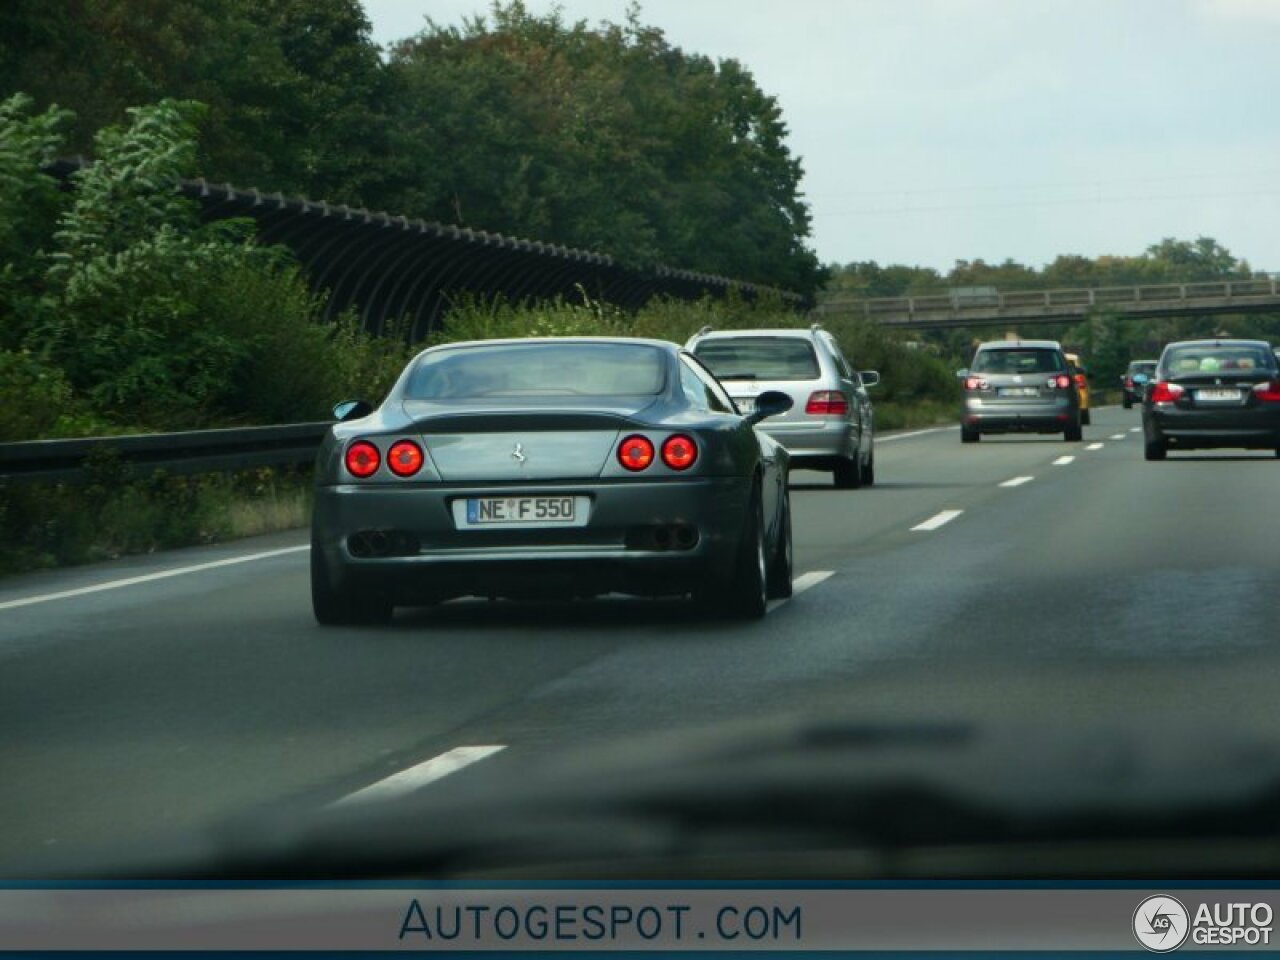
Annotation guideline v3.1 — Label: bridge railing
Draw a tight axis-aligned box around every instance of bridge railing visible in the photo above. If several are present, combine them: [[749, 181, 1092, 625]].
[[818, 277, 1280, 317]]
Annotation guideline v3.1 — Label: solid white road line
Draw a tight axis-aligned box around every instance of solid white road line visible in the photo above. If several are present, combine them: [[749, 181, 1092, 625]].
[[879, 426, 956, 443], [1109, 433, 1126, 440], [999, 476, 1034, 488], [332, 745, 507, 808], [911, 509, 963, 532], [1086, 443, 1105, 451], [0, 545, 310, 612], [1053, 456, 1075, 466]]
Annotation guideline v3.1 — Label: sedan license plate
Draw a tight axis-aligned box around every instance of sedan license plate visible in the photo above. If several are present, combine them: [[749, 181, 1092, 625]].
[[1197, 388, 1241, 402], [734, 397, 757, 414], [456, 495, 586, 529], [997, 387, 1039, 397]]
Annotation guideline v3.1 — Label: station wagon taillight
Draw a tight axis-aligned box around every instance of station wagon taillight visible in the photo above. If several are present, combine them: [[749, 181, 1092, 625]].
[[618, 435, 655, 471], [806, 390, 849, 415], [661, 434, 698, 470], [345, 440, 381, 478], [387, 440, 424, 477], [1252, 381, 1280, 402], [1150, 382, 1185, 404], [964, 377, 988, 391]]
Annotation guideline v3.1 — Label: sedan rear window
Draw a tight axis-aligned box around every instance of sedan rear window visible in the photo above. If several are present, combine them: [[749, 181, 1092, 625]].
[[406, 343, 666, 399], [1161, 344, 1277, 375], [971, 348, 1063, 374], [693, 337, 820, 381]]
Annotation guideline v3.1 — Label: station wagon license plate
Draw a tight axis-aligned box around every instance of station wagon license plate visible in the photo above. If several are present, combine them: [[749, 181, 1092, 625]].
[[1197, 388, 1241, 402], [998, 387, 1039, 397], [455, 495, 588, 529]]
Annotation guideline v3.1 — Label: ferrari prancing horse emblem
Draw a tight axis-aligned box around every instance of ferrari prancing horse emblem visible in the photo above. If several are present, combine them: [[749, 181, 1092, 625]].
[[511, 442, 526, 464]]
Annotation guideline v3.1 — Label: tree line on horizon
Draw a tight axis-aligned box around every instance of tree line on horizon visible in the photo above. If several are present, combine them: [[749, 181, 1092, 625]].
[[0, 0, 823, 294]]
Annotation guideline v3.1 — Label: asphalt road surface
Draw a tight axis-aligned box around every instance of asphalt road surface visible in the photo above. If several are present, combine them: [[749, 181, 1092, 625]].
[[3, 405, 1279, 872]]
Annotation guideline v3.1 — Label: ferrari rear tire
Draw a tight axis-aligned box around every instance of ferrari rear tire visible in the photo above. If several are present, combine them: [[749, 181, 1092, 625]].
[[1144, 436, 1168, 461], [311, 542, 393, 626], [700, 488, 768, 619], [766, 489, 793, 600]]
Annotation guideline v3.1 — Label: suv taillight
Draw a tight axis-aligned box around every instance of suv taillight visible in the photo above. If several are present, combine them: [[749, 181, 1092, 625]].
[[806, 390, 849, 415], [1046, 374, 1071, 389], [1150, 382, 1184, 404], [1252, 381, 1280, 402], [964, 377, 988, 391]]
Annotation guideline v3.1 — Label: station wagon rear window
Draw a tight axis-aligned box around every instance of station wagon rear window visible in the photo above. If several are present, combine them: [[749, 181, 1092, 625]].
[[406, 343, 666, 399], [971, 348, 1063, 375], [693, 338, 821, 381]]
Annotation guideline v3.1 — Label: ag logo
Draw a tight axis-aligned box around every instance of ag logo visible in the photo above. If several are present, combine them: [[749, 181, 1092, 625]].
[[1133, 895, 1190, 952]]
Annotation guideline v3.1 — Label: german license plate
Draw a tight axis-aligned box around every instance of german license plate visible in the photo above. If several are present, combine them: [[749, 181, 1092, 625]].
[[457, 495, 584, 528], [998, 387, 1039, 397], [734, 397, 757, 414], [1197, 389, 1241, 402]]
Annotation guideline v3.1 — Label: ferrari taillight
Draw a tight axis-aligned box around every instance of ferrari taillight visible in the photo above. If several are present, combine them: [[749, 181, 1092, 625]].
[[387, 440, 424, 477], [661, 434, 698, 470], [345, 440, 380, 478], [618, 435, 655, 471]]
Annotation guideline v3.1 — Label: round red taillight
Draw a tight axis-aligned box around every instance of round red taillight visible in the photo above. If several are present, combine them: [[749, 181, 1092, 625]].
[[387, 440, 424, 477], [661, 434, 697, 470], [1055, 374, 1071, 389], [345, 440, 381, 478], [617, 435, 655, 471]]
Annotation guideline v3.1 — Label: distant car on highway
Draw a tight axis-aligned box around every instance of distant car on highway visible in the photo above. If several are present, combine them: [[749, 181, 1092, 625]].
[[687, 325, 879, 488], [1141, 338, 1280, 460], [1064, 352, 1091, 425], [1121, 359, 1158, 409], [311, 337, 795, 624], [958, 340, 1082, 443]]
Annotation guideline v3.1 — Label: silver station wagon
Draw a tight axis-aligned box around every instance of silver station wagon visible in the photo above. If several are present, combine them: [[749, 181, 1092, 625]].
[[687, 326, 879, 488]]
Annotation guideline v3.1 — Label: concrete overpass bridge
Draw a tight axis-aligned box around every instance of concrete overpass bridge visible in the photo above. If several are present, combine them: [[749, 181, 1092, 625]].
[[815, 278, 1280, 330]]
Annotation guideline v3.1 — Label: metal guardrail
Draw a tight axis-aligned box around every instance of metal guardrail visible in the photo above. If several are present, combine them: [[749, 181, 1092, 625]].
[[0, 422, 331, 484]]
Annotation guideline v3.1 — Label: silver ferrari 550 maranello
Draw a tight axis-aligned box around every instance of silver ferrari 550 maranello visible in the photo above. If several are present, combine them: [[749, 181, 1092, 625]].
[[310, 337, 795, 625]]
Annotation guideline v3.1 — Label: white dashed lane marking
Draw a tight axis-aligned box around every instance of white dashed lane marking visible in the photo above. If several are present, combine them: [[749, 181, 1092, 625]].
[[1086, 443, 1105, 451], [999, 476, 1034, 488], [911, 510, 963, 532], [1109, 434, 1126, 440], [332, 745, 507, 807], [1053, 456, 1075, 465]]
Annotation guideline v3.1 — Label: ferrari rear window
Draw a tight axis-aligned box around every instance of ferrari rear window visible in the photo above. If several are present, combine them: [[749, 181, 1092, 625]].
[[971, 348, 1063, 374], [693, 337, 820, 381], [406, 343, 666, 398]]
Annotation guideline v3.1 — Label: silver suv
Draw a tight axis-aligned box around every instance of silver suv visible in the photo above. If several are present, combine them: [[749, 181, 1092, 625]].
[[687, 325, 879, 488]]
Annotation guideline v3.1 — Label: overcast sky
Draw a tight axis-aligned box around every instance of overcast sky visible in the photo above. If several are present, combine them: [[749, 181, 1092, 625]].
[[362, 0, 1280, 273]]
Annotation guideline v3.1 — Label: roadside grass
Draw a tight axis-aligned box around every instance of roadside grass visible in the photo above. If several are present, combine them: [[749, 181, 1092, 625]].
[[0, 463, 312, 577]]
